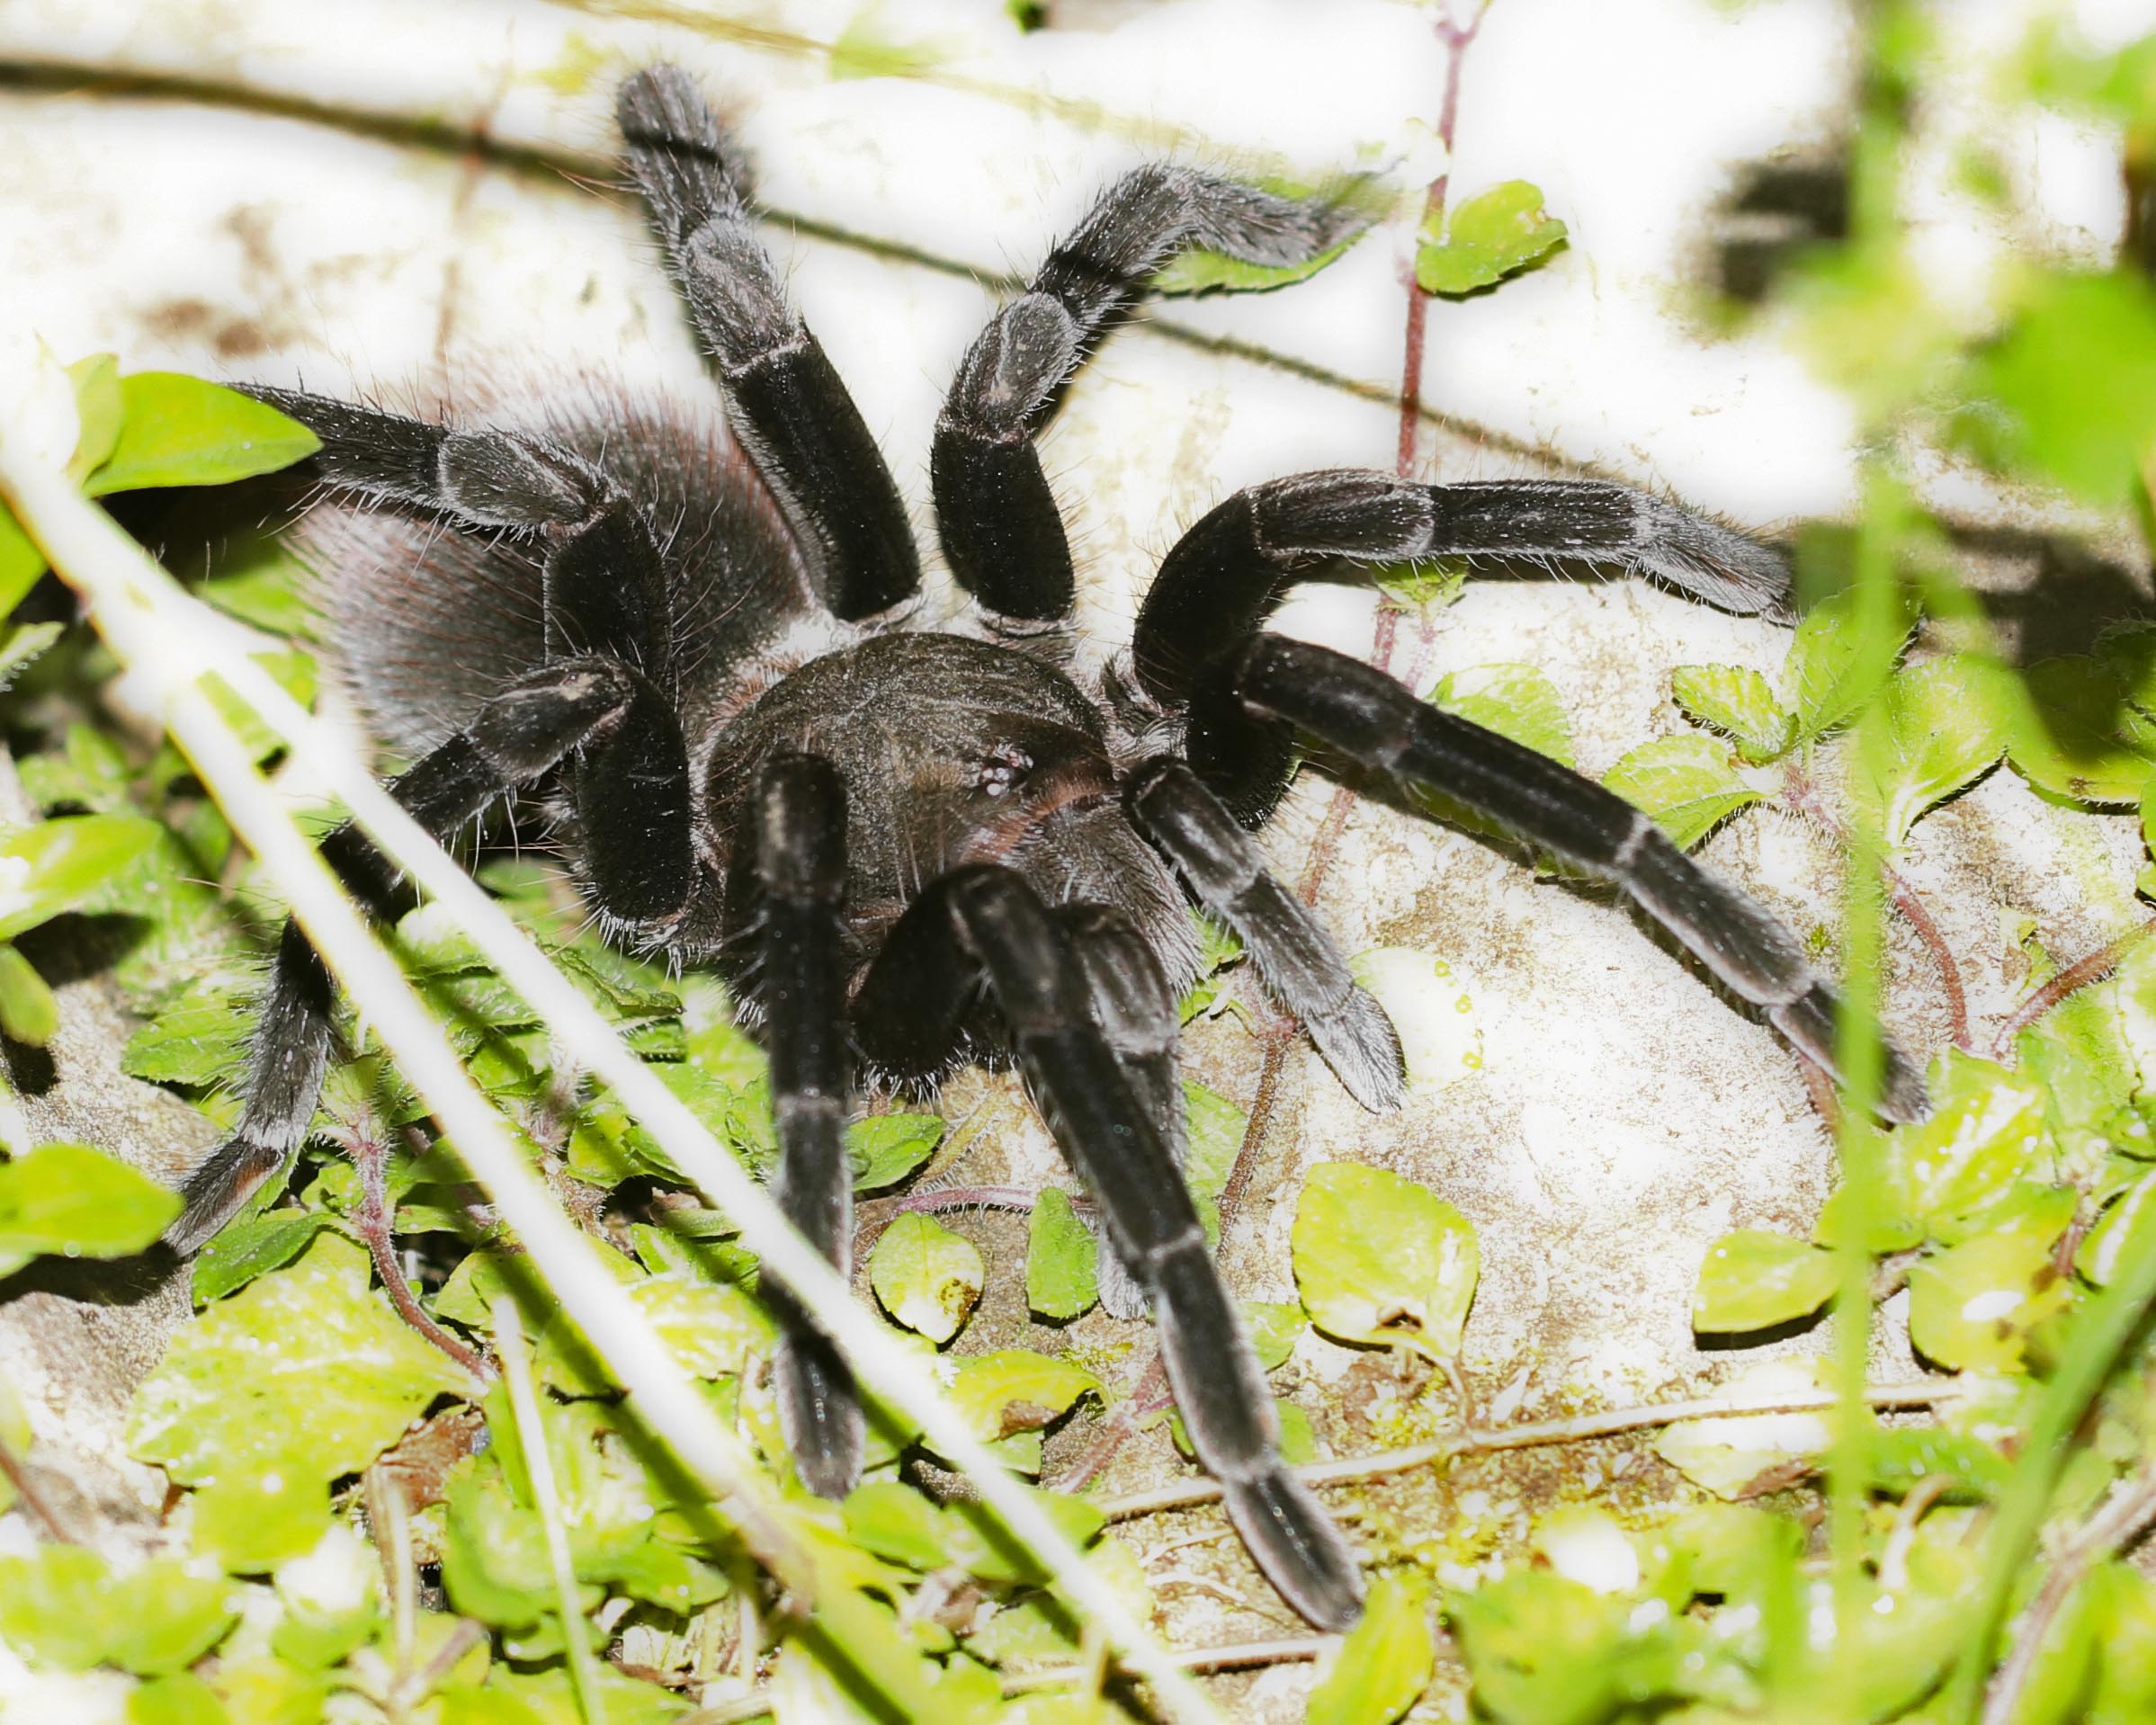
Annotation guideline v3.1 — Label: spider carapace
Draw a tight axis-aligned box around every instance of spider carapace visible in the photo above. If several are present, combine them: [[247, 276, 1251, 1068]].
[[166, 65, 1927, 1630]]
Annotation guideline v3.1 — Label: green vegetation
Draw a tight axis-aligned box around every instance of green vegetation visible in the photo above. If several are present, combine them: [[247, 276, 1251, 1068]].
[[2, 6, 2156, 1722]]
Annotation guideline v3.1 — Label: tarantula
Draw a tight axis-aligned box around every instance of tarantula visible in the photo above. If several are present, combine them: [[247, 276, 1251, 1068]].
[[165, 66, 1926, 1630]]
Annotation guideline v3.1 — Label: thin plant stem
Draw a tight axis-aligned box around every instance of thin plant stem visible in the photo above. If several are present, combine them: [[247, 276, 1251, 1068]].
[[1942, 1195, 2156, 1721], [0, 353, 1216, 1725], [353, 1125, 495, 1381], [1990, 921, 2156, 1061], [1093, 1377, 1959, 1522], [1980, 1454, 2156, 1725], [496, 1297, 608, 1725], [0, 1433, 70, 1543]]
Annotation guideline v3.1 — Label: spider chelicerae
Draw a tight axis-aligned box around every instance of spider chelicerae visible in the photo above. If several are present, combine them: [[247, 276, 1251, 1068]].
[[165, 65, 1927, 1630]]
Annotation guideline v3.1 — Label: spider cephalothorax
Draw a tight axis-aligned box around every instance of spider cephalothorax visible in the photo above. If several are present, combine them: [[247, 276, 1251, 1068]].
[[166, 65, 1926, 1631]]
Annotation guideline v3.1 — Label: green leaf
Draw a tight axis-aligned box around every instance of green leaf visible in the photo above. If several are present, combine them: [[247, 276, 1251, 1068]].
[[1153, 174, 1380, 297], [1415, 180, 1568, 296], [1691, 1229, 1838, 1333], [104, 1560, 242, 1676], [1445, 1569, 1635, 1725], [943, 1350, 1100, 1444], [0, 814, 163, 940], [1785, 583, 1917, 745], [1874, 1050, 2053, 1242], [1292, 1163, 1479, 1362], [0, 1141, 180, 1278], [1955, 270, 2156, 510], [2080, 1169, 2156, 1287], [0, 943, 58, 1046], [0, 504, 47, 619], [1653, 1359, 1831, 1498], [1243, 1299, 1306, 1372], [1183, 1078, 1244, 1248], [1025, 1186, 1098, 1320], [1603, 734, 1762, 851], [1999, 656, 2156, 806], [130, 1672, 228, 1725], [1429, 662, 1576, 767], [200, 650, 318, 767], [1671, 663, 1796, 764], [843, 1479, 953, 1571], [85, 373, 321, 496], [0, 1548, 237, 1676], [868, 1211, 983, 1344], [1308, 1572, 1434, 1725], [126, 1234, 473, 1569], [125, 983, 254, 1086], [66, 353, 123, 481], [192, 1210, 340, 1304], [1854, 656, 2004, 845], [1908, 1209, 2074, 1372], [536, 1271, 770, 1393], [846, 1113, 944, 1191]]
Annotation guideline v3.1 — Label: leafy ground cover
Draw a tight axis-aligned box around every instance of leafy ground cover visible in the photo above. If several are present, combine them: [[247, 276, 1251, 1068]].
[[1, 3, 2155, 1723]]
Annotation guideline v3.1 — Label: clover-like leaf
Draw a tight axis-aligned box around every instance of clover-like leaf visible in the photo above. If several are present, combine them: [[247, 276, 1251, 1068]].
[[1603, 734, 1763, 851], [537, 1270, 770, 1392], [1429, 662, 1576, 766], [1416, 180, 1568, 295], [869, 1211, 984, 1344], [1854, 657, 2005, 846], [1292, 1163, 1479, 1361], [191, 1210, 342, 1305], [127, 1234, 474, 1569], [84, 372, 321, 497], [1243, 1299, 1306, 1372], [1692, 1229, 1839, 1334], [1307, 1572, 1434, 1725], [1025, 1186, 1098, 1321], [0, 1141, 180, 1279], [1672, 663, 1796, 764]]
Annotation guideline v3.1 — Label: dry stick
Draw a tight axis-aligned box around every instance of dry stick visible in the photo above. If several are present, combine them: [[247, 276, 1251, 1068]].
[[1981, 1455, 2156, 1725], [1990, 921, 2156, 1063], [677, 1633, 1342, 1725], [0, 382, 1215, 1725], [1094, 1378, 1959, 1522]]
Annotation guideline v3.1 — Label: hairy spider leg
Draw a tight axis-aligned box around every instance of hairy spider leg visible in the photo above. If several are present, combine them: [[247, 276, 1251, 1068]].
[[243, 390, 697, 927], [750, 754, 866, 1497], [1051, 905, 1189, 1322], [854, 866, 1365, 1631], [619, 67, 918, 623], [1235, 632, 1931, 1123], [1132, 469, 1795, 821], [166, 658, 649, 1253], [931, 167, 1373, 629], [1123, 757, 1406, 1113]]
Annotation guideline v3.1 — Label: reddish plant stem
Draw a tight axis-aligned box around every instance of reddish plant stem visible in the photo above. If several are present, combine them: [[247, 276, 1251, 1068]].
[[0, 1435, 70, 1542], [1058, 3, 1490, 1503], [1990, 921, 2156, 1063], [1784, 775, 1971, 1051], [353, 1131, 495, 1382]]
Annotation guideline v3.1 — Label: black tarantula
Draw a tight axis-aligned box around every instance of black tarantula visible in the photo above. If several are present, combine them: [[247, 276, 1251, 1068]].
[[166, 67, 1927, 1630]]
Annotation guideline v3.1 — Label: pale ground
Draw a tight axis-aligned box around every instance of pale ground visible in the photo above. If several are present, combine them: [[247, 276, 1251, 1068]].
[[0, 0, 2152, 1717]]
